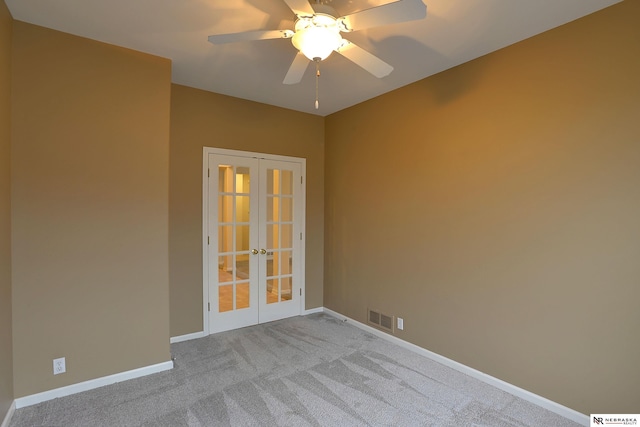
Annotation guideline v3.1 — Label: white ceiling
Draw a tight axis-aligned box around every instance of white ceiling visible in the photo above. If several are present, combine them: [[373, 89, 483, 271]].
[[6, 0, 621, 116]]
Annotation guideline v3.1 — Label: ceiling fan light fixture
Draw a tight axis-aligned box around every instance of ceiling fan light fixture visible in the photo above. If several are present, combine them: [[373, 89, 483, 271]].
[[292, 14, 342, 61], [208, 0, 427, 90]]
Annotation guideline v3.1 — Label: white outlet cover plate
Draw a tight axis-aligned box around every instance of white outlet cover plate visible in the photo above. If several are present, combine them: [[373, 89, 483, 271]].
[[53, 357, 66, 375]]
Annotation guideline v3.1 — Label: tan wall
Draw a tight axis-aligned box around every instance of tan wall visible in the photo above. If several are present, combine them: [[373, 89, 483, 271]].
[[325, 1, 640, 415], [170, 84, 324, 337], [0, 0, 13, 419], [11, 22, 171, 397]]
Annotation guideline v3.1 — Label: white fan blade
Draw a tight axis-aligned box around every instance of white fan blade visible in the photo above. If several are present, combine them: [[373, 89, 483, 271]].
[[283, 52, 310, 84], [338, 0, 427, 32], [208, 30, 294, 45], [282, 0, 315, 17], [336, 40, 393, 78]]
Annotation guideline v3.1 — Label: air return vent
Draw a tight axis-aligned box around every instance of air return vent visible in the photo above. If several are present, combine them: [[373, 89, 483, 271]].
[[368, 308, 394, 333]]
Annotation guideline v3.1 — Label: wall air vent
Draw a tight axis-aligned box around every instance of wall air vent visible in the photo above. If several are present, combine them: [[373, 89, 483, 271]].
[[369, 309, 380, 325], [367, 308, 394, 334]]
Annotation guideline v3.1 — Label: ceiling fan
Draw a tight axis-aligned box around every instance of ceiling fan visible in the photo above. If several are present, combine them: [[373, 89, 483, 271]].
[[207, 0, 428, 86]]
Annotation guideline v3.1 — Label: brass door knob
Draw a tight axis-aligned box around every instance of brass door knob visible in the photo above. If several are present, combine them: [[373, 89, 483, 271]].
[[251, 249, 258, 255], [260, 249, 267, 255]]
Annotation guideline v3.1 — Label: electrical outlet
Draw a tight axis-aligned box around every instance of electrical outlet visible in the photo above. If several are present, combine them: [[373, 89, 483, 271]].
[[397, 317, 404, 331], [53, 357, 66, 375]]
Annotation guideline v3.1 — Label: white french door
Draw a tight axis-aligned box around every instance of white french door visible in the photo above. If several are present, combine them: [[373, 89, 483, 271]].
[[204, 148, 305, 334]]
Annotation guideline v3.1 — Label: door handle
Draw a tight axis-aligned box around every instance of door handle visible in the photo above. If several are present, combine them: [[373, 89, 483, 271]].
[[251, 249, 258, 255], [260, 249, 267, 255]]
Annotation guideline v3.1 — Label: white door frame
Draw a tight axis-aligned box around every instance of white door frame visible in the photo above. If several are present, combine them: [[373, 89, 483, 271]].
[[202, 147, 306, 335]]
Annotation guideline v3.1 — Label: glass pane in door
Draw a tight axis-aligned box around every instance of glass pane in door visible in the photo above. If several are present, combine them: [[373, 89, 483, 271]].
[[236, 282, 250, 309], [266, 279, 278, 304], [281, 277, 292, 301], [281, 198, 292, 221], [280, 224, 292, 248], [218, 284, 233, 312], [280, 170, 293, 195], [280, 250, 292, 275]]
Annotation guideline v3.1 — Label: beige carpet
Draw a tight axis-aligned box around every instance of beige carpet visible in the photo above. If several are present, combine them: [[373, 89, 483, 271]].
[[9, 313, 583, 426]]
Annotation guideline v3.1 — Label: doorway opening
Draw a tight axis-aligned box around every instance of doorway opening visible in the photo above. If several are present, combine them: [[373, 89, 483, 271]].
[[203, 147, 306, 334]]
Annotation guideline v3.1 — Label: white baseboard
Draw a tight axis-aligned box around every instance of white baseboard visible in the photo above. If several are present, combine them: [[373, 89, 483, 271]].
[[303, 306, 324, 315], [14, 360, 173, 409], [170, 331, 206, 344], [322, 307, 589, 426], [169, 308, 329, 344], [0, 400, 15, 427]]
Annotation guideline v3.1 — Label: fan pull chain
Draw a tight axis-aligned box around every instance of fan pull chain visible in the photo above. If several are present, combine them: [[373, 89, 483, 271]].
[[315, 61, 320, 110]]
